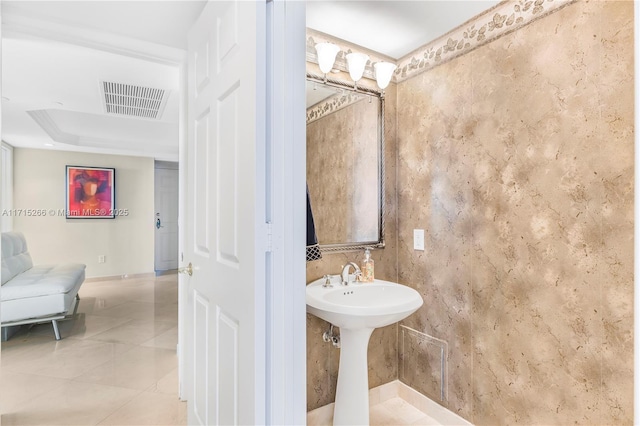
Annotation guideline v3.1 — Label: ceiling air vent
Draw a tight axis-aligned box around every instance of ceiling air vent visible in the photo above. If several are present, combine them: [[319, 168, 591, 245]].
[[100, 81, 170, 120]]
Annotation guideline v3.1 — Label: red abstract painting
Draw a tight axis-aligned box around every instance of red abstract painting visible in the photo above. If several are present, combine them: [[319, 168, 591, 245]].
[[66, 166, 115, 218]]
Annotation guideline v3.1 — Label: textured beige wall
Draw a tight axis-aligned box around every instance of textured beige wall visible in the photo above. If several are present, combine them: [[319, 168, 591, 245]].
[[13, 149, 155, 278], [306, 82, 398, 411], [396, 1, 633, 424]]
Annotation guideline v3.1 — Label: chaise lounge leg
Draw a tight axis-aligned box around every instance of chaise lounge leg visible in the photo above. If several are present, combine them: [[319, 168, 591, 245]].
[[52, 320, 61, 340], [72, 294, 80, 316]]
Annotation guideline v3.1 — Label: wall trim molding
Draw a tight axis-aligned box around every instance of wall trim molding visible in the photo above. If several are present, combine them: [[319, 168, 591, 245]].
[[84, 272, 156, 282], [3, 13, 186, 66], [27, 110, 178, 158], [394, 0, 577, 82]]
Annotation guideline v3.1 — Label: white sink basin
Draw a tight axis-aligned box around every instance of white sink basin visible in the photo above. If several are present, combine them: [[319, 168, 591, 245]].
[[306, 278, 423, 329], [306, 278, 423, 425]]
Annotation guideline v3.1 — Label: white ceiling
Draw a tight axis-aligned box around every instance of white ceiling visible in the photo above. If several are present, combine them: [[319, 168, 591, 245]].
[[2, 1, 498, 161], [2, 1, 206, 50], [2, 36, 181, 158], [1, 1, 205, 161]]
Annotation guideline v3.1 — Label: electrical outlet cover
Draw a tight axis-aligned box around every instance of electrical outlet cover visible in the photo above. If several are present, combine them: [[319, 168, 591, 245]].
[[413, 229, 425, 251]]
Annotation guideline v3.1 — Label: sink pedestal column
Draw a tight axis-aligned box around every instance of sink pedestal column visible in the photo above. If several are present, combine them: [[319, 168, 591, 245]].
[[333, 327, 375, 426]]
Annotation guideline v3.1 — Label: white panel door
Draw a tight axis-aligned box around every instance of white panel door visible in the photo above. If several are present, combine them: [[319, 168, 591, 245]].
[[185, 1, 265, 425], [154, 167, 179, 271]]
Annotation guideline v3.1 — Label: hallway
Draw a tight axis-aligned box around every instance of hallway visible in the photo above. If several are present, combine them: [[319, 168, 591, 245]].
[[0, 274, 185, 425]]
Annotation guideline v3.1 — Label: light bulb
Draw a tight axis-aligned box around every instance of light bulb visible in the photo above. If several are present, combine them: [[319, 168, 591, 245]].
[[315, 43, 340, 74], [374, 61, 397, 89], [346, 52, 369, 82]]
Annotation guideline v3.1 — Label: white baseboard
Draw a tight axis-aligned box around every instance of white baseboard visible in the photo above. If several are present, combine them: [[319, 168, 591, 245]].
[[84, 272, 156, 282], [396, 381, 472, 426], [306, 402, 335, 426], [307, 380, 472, 426]]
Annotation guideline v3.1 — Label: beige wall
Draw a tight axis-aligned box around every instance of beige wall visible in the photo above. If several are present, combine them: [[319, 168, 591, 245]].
[[396, 1, 633, 424], [13, 149, 155, 278], [306, 1, 633, 423]]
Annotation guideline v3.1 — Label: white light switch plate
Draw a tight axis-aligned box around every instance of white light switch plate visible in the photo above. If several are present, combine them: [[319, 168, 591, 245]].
[[413, 229, 425, 251]]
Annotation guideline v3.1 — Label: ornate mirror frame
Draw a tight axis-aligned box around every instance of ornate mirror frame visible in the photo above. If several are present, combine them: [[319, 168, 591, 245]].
[[306, 71, 386, 253]]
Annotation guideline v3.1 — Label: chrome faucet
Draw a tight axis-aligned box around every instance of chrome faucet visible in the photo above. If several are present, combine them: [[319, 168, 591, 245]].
[[341, 262, 362, 285]]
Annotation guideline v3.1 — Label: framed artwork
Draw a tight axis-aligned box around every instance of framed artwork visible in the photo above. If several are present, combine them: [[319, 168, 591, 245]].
[[65, 166, 115, 219]]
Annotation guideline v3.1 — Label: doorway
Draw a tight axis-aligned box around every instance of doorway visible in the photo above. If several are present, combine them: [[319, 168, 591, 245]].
[[0, 1, 307, 423], [154, 160, 179, 273]]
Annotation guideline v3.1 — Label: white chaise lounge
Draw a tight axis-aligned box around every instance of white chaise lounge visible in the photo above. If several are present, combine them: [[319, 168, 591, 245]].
[[1, 232, 86, 340]]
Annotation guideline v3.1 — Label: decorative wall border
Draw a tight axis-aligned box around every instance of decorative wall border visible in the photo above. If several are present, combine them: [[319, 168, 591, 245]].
[[394, 0, 577, 82], [306, 91, 365, 124]]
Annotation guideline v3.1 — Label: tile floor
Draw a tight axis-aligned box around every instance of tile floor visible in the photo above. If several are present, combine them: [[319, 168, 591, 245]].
[[2, 274, 459, 426], [0, 274, 186, 426]]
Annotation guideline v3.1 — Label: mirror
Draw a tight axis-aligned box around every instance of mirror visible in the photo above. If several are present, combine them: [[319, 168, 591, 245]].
[[306, 72, 385, 252]]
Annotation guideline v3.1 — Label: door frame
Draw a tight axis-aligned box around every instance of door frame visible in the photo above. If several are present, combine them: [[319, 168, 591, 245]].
[[179, 1, 307, 422], [1, 2, 307, 422], [263, 1, 307, 423]]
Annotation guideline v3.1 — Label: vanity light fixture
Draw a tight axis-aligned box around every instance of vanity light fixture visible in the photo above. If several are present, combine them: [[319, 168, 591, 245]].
[[374, 61, 397, 90], [315, 42, 340, 74], [314, 41, 397, 89], [345, 52, 369, 82]]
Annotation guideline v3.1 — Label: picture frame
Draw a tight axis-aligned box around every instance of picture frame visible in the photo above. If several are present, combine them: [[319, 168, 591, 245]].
[[65, 166, 116, 219]]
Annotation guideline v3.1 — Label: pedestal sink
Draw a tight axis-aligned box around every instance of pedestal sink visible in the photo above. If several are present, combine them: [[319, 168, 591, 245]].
[[306, 278, 423, 425]]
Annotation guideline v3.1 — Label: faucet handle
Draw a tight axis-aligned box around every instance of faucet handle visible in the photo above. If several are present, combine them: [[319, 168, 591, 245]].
[[323, 275, 335, 288]]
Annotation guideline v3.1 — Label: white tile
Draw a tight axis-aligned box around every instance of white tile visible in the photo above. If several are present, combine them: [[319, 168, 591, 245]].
[[147, 368, 179, 395], [28, 314, 133, 340], [1, 332, 56, 353], [0, 371, 69, 413], [92, 301, 168, 321], [370, 403, 400, 425], [0, 275, 183, 425], [74, 346, 178, 390], [88, 319, 176, 345], [0, 381, 140, 426], [76, 295, 131, 315], [3, 338, 134, 379], [97, 391, 186, 425], [141, 326, 178, 350]]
